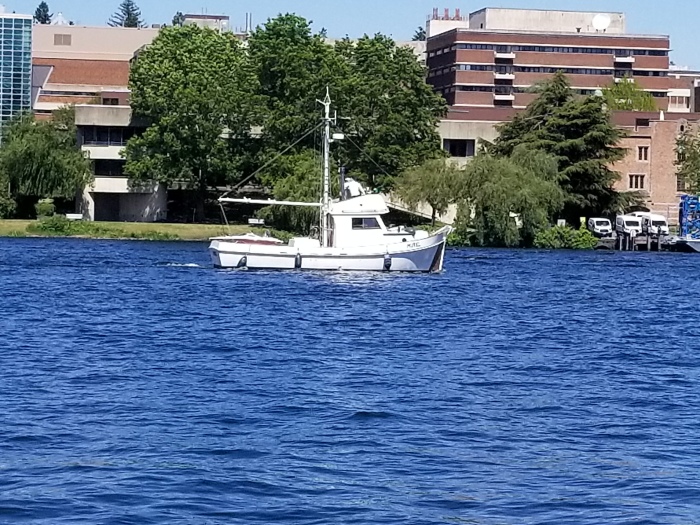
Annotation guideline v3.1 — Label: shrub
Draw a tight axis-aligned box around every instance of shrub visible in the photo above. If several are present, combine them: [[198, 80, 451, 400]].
[[447, 228, 471, 247], [35, 199, 56, 218], [534, 225, 598, 250], [0, 194, 16, 219]]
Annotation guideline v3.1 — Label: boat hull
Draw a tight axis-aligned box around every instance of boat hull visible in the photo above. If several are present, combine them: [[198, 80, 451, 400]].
[[209, 227, 450, 273]]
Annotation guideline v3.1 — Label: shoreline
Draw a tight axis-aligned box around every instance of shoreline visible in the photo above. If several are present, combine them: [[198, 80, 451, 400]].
[[0, 219, 265, 242]]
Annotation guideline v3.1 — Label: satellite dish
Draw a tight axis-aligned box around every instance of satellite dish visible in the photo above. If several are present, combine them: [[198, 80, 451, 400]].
[[592, 13, 611, 32]]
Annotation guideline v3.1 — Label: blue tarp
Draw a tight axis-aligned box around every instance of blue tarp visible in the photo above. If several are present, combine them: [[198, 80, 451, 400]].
[[680, 195, 700, 239]]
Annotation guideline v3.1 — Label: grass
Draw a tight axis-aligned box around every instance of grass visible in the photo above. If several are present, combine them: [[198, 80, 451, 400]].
[[0, 218, 264, 241]]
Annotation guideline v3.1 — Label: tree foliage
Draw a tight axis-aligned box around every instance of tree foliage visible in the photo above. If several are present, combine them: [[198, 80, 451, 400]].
[[0, 107, 91, 203], [534, 225, 598, 250], [459, 147, 564, 247], [394, 159, 460, 225], [602, 76, 656, 111], [108, 0, 144, 28], [34, 1, 52, 24], [248, 15, 445, 190], [491, 72, 627, 222], [247, 14, 343, 157], [256, 151, 323, 234], [333, 35, 446, 189], [675, 125, 700, 194], [125, 25, 261, 221], [412, 26, 426, 41]]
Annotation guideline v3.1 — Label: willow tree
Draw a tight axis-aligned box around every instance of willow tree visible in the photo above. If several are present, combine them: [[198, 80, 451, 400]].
[[0, 107, 91, 204], [602, 76, 656, 111], [394, 159, 460, 226], [125, 25, 262, 221], [675, 125, 700, 193], [460, 147, 564, 247]]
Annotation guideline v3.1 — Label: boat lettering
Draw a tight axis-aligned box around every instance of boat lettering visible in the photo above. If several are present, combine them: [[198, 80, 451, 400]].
[[407, 242, 420, 248]]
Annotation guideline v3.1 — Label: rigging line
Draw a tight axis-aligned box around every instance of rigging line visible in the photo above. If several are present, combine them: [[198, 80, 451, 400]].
[[344, 134, 393, 182], [222, 122, 325, 199]]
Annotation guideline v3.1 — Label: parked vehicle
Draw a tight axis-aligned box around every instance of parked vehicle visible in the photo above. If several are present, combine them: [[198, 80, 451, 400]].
[[631, 212, 670, 236], [587, 218, 613, 238], [615, 215, 642, 237]]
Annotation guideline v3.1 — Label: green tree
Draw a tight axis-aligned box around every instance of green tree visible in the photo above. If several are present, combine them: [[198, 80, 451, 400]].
[[459, 147, 564, 247], [394, 159, 460, 225], [256, 151, 324, 234], [412, 26, 426, 41], [172, 11, 185, 27], [602, 75, 656, 111], [0, 107, 91, 204], [0, 170, 15, 218], [491, 72, 627, 222], [248, 16, 445, 190], [333, 35, 446, 189], [108, 0, 145, 28], [34, 1, 52, 24], [675, 125, 700, 193], [125, 25, 261, 221], [247, 14, 343, 157]]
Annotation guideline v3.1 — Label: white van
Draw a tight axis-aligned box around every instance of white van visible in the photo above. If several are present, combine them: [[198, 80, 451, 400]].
[[631, 212, 670, 236], [616, 215, 642, 237], [587, 218, 613, 238]]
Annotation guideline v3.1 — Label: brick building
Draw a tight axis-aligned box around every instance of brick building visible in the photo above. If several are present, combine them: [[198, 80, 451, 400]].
[[611, 112, 700, 224], [31, 24, 160, 117], [426, 8, 671, 111]]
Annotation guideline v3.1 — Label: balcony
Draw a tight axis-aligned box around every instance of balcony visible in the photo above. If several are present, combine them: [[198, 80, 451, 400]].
[[494, 51, 516, 60], [82, 144, 124, 161], [614, 55, 636, 64], [494, 93, 515, 101], [494, 72, 515, 80]]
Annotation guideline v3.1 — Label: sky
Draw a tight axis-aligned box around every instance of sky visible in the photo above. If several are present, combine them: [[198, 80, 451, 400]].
[[11, 0, 699, 67]]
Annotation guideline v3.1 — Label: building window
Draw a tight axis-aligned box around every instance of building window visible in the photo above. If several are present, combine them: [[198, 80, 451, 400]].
[[443, 139, 475, 158], [629, 174, 646, 190], [638, 146, 649, 161], [352, 218, 381, 230], [102, 98, 119, 105], [53, 34, 72, 46], [93, 159, 125, 177], [635, 118, 650, 130], [669, 96, 689, 110], [677, 177, 687, 192]]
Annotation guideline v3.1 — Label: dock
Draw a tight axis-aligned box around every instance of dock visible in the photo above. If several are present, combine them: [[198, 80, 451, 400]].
[[596, 235, 670, 251]]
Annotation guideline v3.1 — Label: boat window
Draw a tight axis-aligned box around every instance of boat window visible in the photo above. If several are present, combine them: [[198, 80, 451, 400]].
[[352, 218, 381, 230]]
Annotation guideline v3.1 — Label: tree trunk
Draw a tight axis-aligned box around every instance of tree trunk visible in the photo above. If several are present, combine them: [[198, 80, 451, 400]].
[[195, 170, 207, 223], [431, 207, 436, 227]]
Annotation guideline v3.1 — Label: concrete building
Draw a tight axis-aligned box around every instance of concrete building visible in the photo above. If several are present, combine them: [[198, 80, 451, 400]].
[[0, 8, 32, 124], [75, 104, 167, 222], [183, 13, 231, 33], [427, 8, 671, 111], [31, 24, 159, 115]]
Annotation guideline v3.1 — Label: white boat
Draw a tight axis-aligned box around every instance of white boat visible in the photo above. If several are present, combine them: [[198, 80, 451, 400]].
[[209, 91, 451, 273]]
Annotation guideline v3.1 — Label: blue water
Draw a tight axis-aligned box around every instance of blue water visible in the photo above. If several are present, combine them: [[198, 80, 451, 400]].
[[1, 238, 699, 524]]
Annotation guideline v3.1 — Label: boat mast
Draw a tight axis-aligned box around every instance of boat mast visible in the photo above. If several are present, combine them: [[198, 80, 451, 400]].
[[319, 88, 332, 248]]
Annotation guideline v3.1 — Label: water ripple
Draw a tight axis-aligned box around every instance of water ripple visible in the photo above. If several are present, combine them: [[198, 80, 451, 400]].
[[1, 240, 699, 524]]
